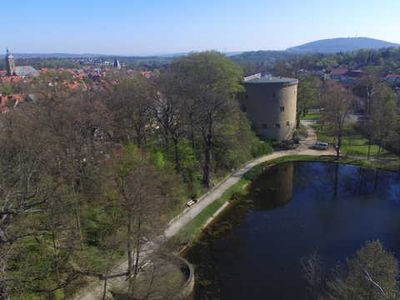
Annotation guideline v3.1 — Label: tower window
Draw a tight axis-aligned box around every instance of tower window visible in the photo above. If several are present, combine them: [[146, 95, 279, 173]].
[[280, 106, 285, 112], [286, 121, 290, 126], [275, 123, 281, 128]]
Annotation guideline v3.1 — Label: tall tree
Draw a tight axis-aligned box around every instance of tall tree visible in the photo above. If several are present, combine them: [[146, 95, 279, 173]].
[[297, 75, 321, 127], [321, 81, 354, 159], [155, 73, 187, 172], [111, 145, 174, 294], [106, 75, 157, 147], [168, 51, 243, 188], [368, 84, 398, 159]]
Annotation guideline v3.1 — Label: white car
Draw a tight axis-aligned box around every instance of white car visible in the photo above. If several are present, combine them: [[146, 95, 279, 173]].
[[311, 141, 329, 150]]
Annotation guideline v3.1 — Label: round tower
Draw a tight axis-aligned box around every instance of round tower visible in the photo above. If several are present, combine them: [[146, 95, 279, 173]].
[[241, 74, 298, 141]]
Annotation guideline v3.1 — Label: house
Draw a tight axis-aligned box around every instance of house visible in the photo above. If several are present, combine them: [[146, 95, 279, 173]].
[[330, 68, 363, 84], [384, 74, 400, 87]]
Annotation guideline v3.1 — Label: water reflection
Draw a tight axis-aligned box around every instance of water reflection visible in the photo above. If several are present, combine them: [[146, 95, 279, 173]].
[[250, 162, 294, 210], [186, 162, 400, 300]]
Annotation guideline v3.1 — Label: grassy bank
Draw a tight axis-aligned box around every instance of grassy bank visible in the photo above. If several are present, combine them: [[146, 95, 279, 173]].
[[171, 177, 250, 248]]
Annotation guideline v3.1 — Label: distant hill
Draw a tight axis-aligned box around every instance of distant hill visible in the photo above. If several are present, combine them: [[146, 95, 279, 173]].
[[286, 37, 399, 53], [231, 50, 296, 62]]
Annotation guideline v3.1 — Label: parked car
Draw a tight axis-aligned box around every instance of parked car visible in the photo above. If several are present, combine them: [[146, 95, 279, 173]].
[[310, 141, 329, 150]]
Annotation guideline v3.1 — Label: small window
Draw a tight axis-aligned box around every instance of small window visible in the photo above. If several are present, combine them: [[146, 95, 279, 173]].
[[275, 123, 280, 128], [262, 123, 267, 129], [286, 121, 290, 126], [245, 94, 249, 99], [242, 105, 247, 112], [280, 106, 285, 112]]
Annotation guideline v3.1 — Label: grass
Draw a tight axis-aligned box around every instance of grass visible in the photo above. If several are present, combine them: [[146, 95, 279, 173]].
[[338, 156, 400, 172], [301, 112, 321, 120], [311, 124, 398, 158], [171, 178, 250, 247]]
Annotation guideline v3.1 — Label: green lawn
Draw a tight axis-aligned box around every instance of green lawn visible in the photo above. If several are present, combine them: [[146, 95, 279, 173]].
[[301, 112, 321, 120], [311, 124, 398, 159]]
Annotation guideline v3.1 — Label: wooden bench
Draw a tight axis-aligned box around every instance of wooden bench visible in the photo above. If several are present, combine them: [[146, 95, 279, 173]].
[[186, 199, 197, 207]]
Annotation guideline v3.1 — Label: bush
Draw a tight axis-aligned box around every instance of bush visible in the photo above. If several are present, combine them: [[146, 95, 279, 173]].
[[272, 140, 298, 150], [251, 140, 273, 157]]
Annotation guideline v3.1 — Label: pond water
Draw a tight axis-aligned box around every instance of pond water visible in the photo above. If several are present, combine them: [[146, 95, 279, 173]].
[[186, 162, 400, 300]]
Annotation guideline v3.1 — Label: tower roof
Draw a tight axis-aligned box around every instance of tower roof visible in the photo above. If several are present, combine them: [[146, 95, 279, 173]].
[[6, 49, 14, 59]]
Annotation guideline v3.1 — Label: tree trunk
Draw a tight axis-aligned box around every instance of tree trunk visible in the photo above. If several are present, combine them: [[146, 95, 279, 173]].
[[173, 138, 180, 172], [72, 184, 83, 249], [102, 278, 108, 300], [202, 132, 212, 189], [0, 285, 10, 300], [74, 205, 83, 249], [127, 215, 133, 277], [133, 219, 141, 277], [376, 144, 382, 160]]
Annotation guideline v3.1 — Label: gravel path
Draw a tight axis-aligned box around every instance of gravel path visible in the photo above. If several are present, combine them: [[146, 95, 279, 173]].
[[73, 121, 334, 300]]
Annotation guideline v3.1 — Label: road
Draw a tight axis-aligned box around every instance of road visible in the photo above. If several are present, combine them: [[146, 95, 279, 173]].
[[73, 122, 334, 300]]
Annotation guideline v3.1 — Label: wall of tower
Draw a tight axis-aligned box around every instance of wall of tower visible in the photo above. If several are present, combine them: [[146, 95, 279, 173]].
[[241, 81, 298, 141], [5, 54, 16, 76]]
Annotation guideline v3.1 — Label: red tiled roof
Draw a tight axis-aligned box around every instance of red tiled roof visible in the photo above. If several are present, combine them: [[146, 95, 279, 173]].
[[0, 94, 25, 113], [385, 74, 400, 79], [331, 68, 349, 76]]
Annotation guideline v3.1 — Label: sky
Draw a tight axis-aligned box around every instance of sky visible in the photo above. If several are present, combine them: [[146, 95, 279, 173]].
[[1, 0, 400, 55]]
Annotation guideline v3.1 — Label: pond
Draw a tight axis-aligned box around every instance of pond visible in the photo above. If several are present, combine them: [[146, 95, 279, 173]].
[[186, 162, 400, 300]]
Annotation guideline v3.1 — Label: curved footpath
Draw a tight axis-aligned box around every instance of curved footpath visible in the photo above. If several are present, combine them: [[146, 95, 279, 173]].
[[74, 122, 334, 300]]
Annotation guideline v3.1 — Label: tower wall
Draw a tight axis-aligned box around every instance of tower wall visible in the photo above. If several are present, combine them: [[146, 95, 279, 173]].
[[241, 79, 298, 141], [5, 50, 16, 76]]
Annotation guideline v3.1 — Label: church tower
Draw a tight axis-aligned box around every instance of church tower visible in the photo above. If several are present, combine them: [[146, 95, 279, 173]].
[[5, 49, 16, 76], [113, 58, 121, 70]]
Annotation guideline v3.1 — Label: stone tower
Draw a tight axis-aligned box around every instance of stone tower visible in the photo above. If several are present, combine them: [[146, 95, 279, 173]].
[[113, 58, 121, 69], [241, 73, 298, 141], [5, 49, 16, 76]]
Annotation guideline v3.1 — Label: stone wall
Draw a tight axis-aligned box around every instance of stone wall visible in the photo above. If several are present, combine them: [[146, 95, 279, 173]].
[[242, 80, 298, 141]]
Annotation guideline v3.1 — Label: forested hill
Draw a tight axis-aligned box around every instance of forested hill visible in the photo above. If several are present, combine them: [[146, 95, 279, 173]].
[[286, 37, 399, 53]]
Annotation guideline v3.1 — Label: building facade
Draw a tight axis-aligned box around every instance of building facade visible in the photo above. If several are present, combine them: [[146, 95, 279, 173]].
[[241, 73, 298, 141]]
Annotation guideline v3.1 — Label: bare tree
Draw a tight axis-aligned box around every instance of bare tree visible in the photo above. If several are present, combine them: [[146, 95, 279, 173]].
[[111, 146, 169, 293], [154, 73, 187, 172], [321, 81, 354, 159], [106, 75, 157, 147]]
